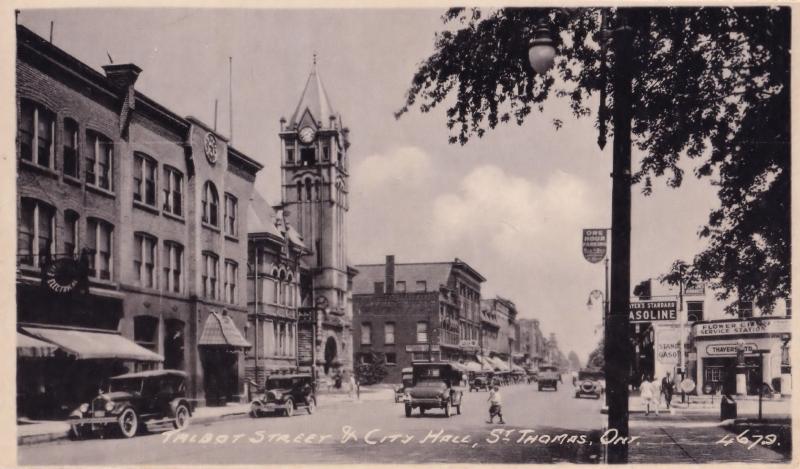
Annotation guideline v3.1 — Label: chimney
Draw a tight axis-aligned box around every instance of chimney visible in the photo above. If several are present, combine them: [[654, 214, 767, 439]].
[[385, 255, 395, 294], [102, 63, 142, 90]]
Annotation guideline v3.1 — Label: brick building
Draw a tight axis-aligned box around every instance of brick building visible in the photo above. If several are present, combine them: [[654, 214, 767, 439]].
[[352, 255, 485, 383], [15, 24, 260, 417], [518, 318, 546, 370], [480, 296, 520, 372]]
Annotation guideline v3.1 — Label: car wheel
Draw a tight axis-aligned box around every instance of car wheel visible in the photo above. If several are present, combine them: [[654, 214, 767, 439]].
[[405, 404, 412, 417], [284, 399, 294, 417], [118, 408, 138, 438], [173, 404, 190, 430], [307, 397, 316, 415]]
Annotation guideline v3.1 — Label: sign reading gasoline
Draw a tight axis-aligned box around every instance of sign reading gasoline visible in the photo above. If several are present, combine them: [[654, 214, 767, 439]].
[[629, 301, 678, 323], [582, 229, 607, 263], [656, 329, 680, 364]]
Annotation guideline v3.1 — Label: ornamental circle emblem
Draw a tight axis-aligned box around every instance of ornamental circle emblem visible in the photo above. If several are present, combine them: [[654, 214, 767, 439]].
[[204, 132, 218, 164], [45, 258, 80, 294]]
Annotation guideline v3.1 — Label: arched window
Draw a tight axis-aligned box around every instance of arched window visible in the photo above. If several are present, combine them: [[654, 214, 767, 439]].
[[63, 118, 80, 178], [86, 130, 114, 191], [202, 182, 219, 226], [18, 99, 55, 169], [18, 198, 55, 267]]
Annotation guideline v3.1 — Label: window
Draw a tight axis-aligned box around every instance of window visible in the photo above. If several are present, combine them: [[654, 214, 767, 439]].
[[86, 131, 113, 190], [786, 298, 792, 317], [162, 241, 183, 293], [18, 198, 55, 267], [704, 366, 723, 384], [300, 147, 315, 166], [18, 100, 54, 168], [202, 182, 219, 226], [224, 193, 238, 237], [63, 119, 79, 177], [162, 167, 183, 216], [133, 233, 157, 288], [737, 299, 753, 318], [686, 301, 704, 322], [361, 323, 372, 345], [296, 181, 303, 202], [385, 353, 397, 365], [374, 282, 384, 294], [202, 252, 219, 299], [396, 281, 406, 293], [133, 153, 157, 206], [224, 260, 238, 304], [322, 144, 330, 161], [416, 281, 427, 292], [64, 211, 79, 256], [262, 320, 274, 356], [134, 316, 159, 352], [286, 147, 294, 163], [87, 218, 113, 280], [384, 323, 395, 345], [416, 322, 428, 343]]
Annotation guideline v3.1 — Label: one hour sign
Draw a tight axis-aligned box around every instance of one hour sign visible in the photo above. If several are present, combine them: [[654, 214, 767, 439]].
[[582, 229, 607, 263], [629, 301, 678, 323]]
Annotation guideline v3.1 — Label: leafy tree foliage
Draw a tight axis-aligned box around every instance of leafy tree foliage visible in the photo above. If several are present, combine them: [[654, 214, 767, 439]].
[[587, 338, 605, 369], [397, 7, 790, 312], [354, 352, 388, 385], [567, 350, 582, 371]]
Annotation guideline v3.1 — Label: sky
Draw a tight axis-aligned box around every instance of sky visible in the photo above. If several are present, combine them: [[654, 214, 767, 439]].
[[19, 8, 720, 363]]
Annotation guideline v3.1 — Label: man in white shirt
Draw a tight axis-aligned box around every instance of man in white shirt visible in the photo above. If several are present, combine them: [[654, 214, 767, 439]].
[[487, 386, 505, 424]]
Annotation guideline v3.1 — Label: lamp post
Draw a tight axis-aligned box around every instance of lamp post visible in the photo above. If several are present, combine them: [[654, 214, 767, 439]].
[[529, 10, 634, 463]]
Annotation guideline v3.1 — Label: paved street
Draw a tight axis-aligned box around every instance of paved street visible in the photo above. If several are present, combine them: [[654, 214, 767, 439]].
[[20, 382, 606, 464]]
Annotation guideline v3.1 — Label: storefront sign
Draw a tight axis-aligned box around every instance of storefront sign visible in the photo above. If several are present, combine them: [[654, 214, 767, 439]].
[[582, 229, 607, 263], [656, 330, 680, 364], [706, 343, 758, 356], [695, 319, 791, 337], [684, 283, 706, 296], [406, 344, 440, 352], [43, 258, 82, 294], [629, 301, 678, 323], [459, 339, 479, 350]]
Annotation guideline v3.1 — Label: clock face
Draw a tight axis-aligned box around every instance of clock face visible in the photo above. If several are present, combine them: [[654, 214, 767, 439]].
[[299, 126, 316, 144], [204, 133, 218, 164]]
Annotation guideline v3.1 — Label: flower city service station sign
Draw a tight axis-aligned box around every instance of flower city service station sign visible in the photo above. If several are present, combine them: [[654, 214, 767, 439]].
[[628, 300, 678, 323], [693, 317, 791, 338]]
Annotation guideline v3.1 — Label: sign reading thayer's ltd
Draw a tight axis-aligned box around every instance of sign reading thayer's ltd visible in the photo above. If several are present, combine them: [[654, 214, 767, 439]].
[[628, 300, 678, 323]]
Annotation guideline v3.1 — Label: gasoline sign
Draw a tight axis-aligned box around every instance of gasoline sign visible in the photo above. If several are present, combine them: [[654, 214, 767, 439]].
[[582, 229, 607, 263], [629, 301, 678, 323]]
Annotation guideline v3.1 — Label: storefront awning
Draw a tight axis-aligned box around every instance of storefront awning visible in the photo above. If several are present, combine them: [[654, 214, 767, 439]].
[[449, 362, 469, 373], [17, 332, 57, 358], [22, 327, 163, 362], [489, 357, 510, 372], [198, 312, 251, 349], [511, 364, 526, 374], [464, 361, 483, 372]]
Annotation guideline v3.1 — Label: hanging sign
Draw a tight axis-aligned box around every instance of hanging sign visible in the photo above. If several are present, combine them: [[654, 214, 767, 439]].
[[582, 229, 607, 263]]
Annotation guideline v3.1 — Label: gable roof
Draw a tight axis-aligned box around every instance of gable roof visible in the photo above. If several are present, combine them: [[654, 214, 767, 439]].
[[247, 190, 306, 249]]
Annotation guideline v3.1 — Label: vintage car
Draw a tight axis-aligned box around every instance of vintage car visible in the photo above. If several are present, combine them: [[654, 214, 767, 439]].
[[250, 373, 316, 417], [469, 371, 491, 392], [395, 368, 414, 403], [537, 365, 560, 391], [574, 369, 605, 399], [68, 370, 192, 439], [403, 362, 463, 417]]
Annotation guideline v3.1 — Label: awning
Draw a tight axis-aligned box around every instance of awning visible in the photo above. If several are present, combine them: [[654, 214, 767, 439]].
[[198, 312, 251, 349], [511, 364, 526, 374], [478, 355, 493, 370], [449, 362, 468, 373], [22, 327, 163, 362], [489, 357, 510, 372], [17, 332, 57, 358], [464, 361, 483, 372]]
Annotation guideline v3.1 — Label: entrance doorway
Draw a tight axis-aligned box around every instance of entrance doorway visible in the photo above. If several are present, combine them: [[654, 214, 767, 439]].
[[200, 348, 239, 406], [323, 336, 337, 375]]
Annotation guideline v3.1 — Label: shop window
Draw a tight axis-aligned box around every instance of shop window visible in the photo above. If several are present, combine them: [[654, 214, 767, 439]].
[[361, 323, 372, 345], [164, 319, 185, 370], [133, 233, 157, 288], [18, 198, 55, 267], [87, 218, 113, 280], [162, 166, 183, 216], [202, 182, 219, 226], [384, 322, 395, 345], [687, 301, 704, 322], [86, 131, 113, 191], [134, 316, 159, 352], [63, 118, 79, 178], [416, 322, 428, 343]]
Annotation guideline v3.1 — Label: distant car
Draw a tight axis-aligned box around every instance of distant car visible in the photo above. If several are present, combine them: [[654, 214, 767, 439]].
[[250, 373, 316, 417], [403, 362, 463, 417], [69, 370, 192, 439], [574, 369, 605, 399], [469, 372, 491, 392], [537, 365, 560, 391]]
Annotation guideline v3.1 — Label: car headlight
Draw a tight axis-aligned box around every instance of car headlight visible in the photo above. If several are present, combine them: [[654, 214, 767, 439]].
[[105, 401, 115, 412], [79, 403, 89, 413]]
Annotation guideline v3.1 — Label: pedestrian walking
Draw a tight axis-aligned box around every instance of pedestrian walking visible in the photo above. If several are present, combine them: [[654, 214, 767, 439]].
[[348, 374, 357, 399], [661, 372, 675, 410], [486, 386, 505, 424], [640, 375, 659, 416], [652, 375, 662, 415]]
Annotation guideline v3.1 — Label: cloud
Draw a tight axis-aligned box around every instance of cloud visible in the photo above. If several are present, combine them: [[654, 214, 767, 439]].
[[351, 146, 433, 190]]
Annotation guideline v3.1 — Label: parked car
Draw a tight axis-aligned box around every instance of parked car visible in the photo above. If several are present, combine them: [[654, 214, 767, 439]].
[[537, 365, 560, 391], [469, 372, 491, 392], [395, 368, 414, 403], [574, 369, 605, 399], [68, 370, 192, 439], [403, 362, 463, 417], [250, 373, 315, 417]]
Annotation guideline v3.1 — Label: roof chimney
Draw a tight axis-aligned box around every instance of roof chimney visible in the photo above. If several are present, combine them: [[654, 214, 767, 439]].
[[102, 63, 142, 90], [385, 255, 395, 294]]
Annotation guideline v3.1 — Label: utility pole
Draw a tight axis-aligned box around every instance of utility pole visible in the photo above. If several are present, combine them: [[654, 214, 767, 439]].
[[604, 11, 634, 464]]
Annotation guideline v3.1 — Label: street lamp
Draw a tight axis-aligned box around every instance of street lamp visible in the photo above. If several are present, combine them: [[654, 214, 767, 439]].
[[529, 10, 634, 463]]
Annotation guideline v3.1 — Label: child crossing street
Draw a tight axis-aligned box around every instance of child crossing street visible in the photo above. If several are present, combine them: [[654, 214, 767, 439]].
[[487, 386, 505, 424]]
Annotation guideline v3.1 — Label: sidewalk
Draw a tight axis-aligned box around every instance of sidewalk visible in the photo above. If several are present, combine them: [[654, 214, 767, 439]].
[[627, 392, 791, 418]]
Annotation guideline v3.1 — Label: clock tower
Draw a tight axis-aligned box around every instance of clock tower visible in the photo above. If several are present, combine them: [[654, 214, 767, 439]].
[[279, 59, 354, 378]]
